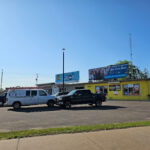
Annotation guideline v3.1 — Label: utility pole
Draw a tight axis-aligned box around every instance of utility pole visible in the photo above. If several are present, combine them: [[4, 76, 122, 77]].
[[62, 48, 65, 94], [0, 69, 3, 91], [35, 73, 38, 85]]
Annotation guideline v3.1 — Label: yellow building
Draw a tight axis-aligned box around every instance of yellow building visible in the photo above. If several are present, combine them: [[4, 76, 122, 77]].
[[85, 79, 150, 100]]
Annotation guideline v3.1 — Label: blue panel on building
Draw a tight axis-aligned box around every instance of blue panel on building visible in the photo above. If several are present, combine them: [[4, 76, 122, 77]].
[[104, 64, 128, 79]]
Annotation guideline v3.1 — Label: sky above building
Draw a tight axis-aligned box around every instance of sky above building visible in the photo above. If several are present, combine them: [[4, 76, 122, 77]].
[[0, 0, 150, 88]]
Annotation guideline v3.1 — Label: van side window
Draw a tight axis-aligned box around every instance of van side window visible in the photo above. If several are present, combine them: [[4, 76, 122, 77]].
[[31, 91, 37, 96], [26, 91, 30, 96], [39, 90, 47, 96]]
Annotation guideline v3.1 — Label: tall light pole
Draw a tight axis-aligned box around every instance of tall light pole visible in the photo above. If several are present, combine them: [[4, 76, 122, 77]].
[[62, 48, 65, 94]]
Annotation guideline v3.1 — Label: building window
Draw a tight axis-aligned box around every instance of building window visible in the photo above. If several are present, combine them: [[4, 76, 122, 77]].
[[109, 85, 121, 91], [95, 86, 108, 94], [123, 84, 140, 96]]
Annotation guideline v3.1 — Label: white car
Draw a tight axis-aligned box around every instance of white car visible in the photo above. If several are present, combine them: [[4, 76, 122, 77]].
[[5, 89, 55, 109]]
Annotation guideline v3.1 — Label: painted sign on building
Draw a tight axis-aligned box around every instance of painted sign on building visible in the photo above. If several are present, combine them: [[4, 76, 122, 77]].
[[56, 71, 79, 84], [52, 85, 59, 95], [89, 66, 110, 80]]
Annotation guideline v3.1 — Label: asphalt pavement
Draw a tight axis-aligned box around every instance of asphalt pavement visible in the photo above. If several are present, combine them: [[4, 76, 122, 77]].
[[0, 100, 150, 131]]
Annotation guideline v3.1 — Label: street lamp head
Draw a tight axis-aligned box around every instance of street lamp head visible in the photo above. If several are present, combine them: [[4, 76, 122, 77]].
[[62, 48, 65, 51]]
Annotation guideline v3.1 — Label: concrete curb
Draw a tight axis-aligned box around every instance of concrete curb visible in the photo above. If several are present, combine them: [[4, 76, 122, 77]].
[[0, 126, 150, 150]]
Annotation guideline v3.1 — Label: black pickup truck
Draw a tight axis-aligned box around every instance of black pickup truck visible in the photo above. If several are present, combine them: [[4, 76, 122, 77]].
[[56, 89, 106, 108]]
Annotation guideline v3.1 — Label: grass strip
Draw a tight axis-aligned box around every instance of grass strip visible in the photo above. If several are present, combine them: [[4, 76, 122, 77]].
[[0, 120, 150, 140]]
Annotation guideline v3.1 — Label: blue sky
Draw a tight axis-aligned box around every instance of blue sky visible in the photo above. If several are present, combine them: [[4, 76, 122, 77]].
[[0, 0, 150, 88]]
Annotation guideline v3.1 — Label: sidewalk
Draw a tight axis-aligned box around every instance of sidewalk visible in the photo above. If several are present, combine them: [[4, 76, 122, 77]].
[[0, 126, 150, 150]]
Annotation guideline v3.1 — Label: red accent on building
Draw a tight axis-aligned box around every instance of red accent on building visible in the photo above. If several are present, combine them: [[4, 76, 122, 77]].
[[5, 87, 42, 91]]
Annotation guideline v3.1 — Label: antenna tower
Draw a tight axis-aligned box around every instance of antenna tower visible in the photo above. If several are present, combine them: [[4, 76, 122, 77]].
[[129, 33, 133, 63]]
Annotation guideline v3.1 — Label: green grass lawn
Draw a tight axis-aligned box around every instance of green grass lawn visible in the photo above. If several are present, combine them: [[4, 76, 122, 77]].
[[0, 120, 150, 140]]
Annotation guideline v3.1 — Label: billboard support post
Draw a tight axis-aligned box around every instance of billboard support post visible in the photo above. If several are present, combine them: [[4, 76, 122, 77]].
[[62, 48, 65, 94]]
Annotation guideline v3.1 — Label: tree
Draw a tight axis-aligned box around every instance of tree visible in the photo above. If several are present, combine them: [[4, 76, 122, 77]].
[[143, 68, 149, 79], [114, 60, 149, 80], [115, 60, 131, 65]]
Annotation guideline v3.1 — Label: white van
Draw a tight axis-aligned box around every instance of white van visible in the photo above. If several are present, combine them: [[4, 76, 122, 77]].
[[5, 89, 55, 109]]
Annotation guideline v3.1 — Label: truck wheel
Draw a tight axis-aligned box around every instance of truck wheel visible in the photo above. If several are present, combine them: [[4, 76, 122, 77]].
[[0, 103, 3, 107], [95, 100, 102, 107], [13, 102, 21, 109], [47, 100, 54, 108], [89, 104, 93, 107], [65, 101, 71, 109]]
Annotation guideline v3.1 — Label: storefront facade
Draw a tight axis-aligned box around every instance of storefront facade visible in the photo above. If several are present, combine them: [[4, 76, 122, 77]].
[[85, 79, 150, 100], [37, 82, 85, 95]]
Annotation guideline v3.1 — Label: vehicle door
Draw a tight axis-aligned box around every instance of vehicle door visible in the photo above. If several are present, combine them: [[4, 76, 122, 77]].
[[31, 90, 39, 105], [21, 90, 32, 105], [72, 91, 84, 104], [38, 90, 48, 104], [82, 90, 93, 104]]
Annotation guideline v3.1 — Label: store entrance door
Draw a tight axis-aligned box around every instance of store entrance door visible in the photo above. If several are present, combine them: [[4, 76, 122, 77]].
[[95, 86, 108, 95]]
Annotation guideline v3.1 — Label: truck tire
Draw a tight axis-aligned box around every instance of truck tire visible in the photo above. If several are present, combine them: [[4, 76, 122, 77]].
[[88, 103, 93, 106], [0, 103, 4, 107], [95, 100, 102, 107], [65, 101, 71, 109], [13, 102, 21, 109], [47, 100, 54, 108]]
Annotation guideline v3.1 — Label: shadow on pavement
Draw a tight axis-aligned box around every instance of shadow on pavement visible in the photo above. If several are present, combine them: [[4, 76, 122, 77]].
[[69, 105, 126, 111], [8, 105, 126, 112], [8, 106, 60, 113]]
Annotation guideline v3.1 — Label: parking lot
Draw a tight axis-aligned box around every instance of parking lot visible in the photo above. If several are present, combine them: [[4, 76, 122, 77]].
[[0, 100, 150, 132]]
